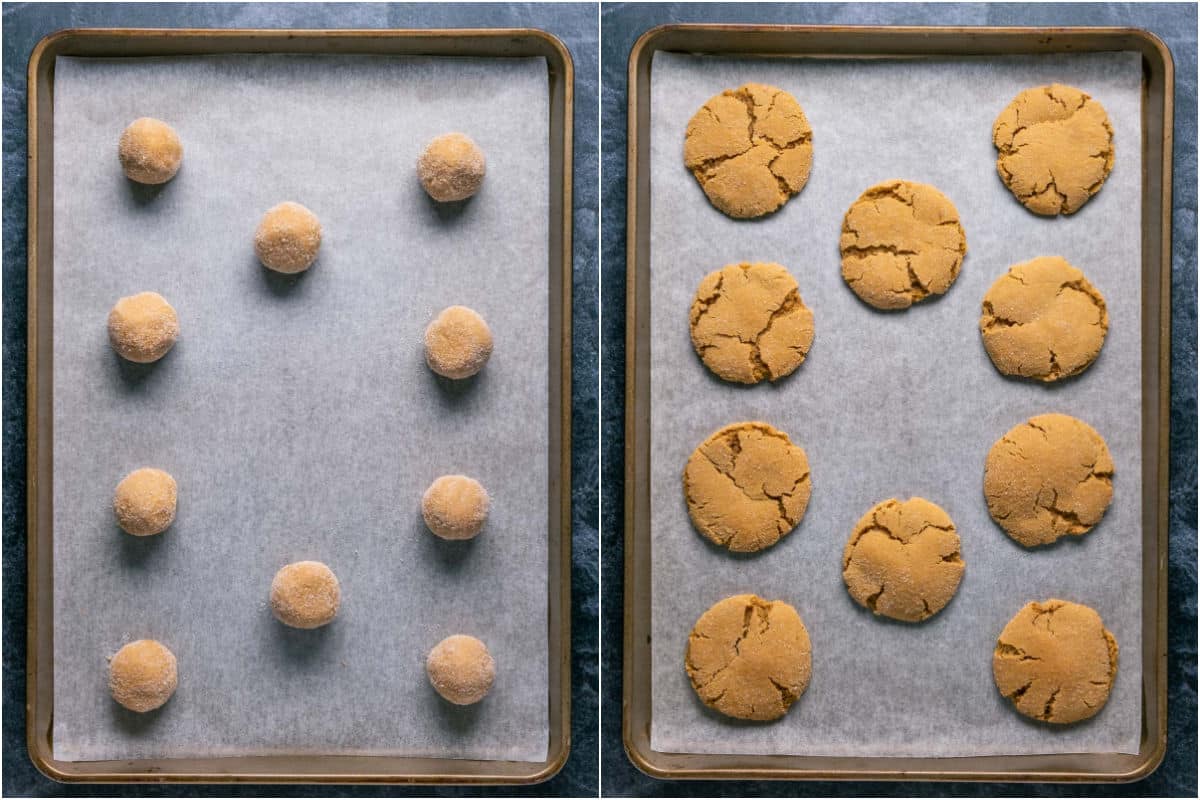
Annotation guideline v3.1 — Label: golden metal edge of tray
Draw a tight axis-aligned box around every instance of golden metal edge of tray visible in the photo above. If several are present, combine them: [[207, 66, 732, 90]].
[[26, 27, 574, 785], [622, 23, 1173, 783]]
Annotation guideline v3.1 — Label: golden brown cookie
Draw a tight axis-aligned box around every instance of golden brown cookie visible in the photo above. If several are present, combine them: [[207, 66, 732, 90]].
[[107, 292, 179, 364], [839, 180, 967, 310], [683, 422, 811, 553], [118, 118, 183, 185], [113, 468, 177, 537], [842, 497, 964, 622], [109, 639, 177, 712], [686, 594, 812, 721], [993, 84, 1114, 216], [683, 83, 813, 219], [270, 561, 341, 629], [980, 256, 1108, 382], [993, 599, 1118, 724], [984, 413, 1114, 548], [689, 262, 815, 384]]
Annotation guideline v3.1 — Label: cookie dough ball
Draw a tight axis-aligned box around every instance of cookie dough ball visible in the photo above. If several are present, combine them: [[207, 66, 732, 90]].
[[690, 262, 815, 384], [118, 117, 183, 185], [422, 475, 489, 540], [424, 305, 493, 379], [254, 202, 322, 274], [840, 180, 967, 310], [113, 468, 177, 536], [684, 421, 811, 553], [993, 84, 1114, 216], [985, 414, 1114, 547], [107, 291, 179, 364], [981, 256, 1108, 382], [109, 639, 177, 712], [842, 497, 964, 623], [270, 561, 340, 629], [418, 133, 486, 202], [993, 599, 1118, 724], [427, 634, 495, 705], [686, 594, 811, 721], [683, 83, 812, 218]]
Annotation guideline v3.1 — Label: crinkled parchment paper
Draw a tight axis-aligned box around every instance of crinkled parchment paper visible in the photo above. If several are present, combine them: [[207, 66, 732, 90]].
[[52, 54, 548, 762], [649, 51, 1142, 758]]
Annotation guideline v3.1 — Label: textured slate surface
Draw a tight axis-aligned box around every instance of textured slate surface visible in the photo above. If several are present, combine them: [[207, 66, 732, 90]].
[[600, 2, 1196, 796], [2, 2, 597, 796]]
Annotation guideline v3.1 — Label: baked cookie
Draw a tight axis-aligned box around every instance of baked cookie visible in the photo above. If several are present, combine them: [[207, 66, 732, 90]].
[[980, 256, 1108, 382], [689, 262, 815, 384], [993, 84, 1114, 216], [839, 180, 967, 310], [842, 497, 964, 622], [683, 83, 813, 219], [984, 413, 1114, 548], [683, 422, 811, 553], [686, 594, 812, 721], [993, 599, 1118, 724]]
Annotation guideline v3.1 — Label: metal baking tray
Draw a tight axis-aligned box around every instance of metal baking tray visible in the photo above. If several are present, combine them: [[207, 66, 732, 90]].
[[623, 24, 1172, 782], [26, 27, 572, 784]]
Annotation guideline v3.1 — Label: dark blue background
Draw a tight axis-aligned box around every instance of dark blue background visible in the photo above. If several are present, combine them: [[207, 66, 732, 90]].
[[600, 2, 1196, 796], [1, 2, 597, 796]]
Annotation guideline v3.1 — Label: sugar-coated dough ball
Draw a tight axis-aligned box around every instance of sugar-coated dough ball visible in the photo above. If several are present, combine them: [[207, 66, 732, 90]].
[[423, 475, 489, 540], [118, 118, 183, 184], [418, 133, 486, 202], [424, 305, 493, 379], [255, 202, 322, 274], [427, 634, 495, 705], [108, 291, 179, 363], [270, 561, 340, 629], [113, 468, 177, 536], [109, 639, 177, 712]]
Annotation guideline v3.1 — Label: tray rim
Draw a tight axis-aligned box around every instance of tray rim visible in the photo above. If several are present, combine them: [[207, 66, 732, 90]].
[[25, 26, 573, 785], [622, 22, 1173, 783]]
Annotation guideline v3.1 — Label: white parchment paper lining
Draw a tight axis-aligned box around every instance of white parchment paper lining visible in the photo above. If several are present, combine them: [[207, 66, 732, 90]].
[[52, 54, 549, 763], [649, 51, 1143, 758]]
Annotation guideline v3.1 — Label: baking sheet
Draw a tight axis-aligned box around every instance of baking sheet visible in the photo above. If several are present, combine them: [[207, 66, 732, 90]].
[[649, 51, 1142, 758], [51, 54, 549, 763]]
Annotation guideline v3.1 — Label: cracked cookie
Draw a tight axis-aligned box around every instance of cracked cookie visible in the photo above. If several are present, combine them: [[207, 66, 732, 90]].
[[683, 422, 811, 553], [993, 84, 1114, 216], [683, 83, 813, 219], [980, 256, 1108, 382], [689, 262, 815, 384], [839, 180, 967, 310], [842, 497, 964, 622], [993, 599, 1118, 724], [984, 413, 1114, 548], [686, 594, 812, 721]]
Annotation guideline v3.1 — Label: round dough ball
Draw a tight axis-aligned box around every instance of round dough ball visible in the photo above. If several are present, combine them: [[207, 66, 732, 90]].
[[993, 599, 1118, 724], [418, 133, 486, 202], [984, 413, 1114, 547], [683, 421, 811, 553], [840, 180, 967, 310], [993, 84, 1114, 216], [118, 117, 183, 185], [842, 497, 965, 623], [254, 202, 322, 274], [684, 83, 812, 219], [686, 594, 811, 721], [427, 634, 495, 705], [109, 639, 177, 712], [980, 256, 1108, 382], [423, 475, 489, 540], [113, 468, 177, 536], [107, 291, 179, 364], [690, 262, 815, 384], [270, 561, 340, 629], [424, 305, 493, 379]]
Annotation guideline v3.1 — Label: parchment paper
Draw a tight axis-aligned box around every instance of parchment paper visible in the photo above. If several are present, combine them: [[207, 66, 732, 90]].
[[649, 52, 1142, 758], [52, 54, 549, 762]]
